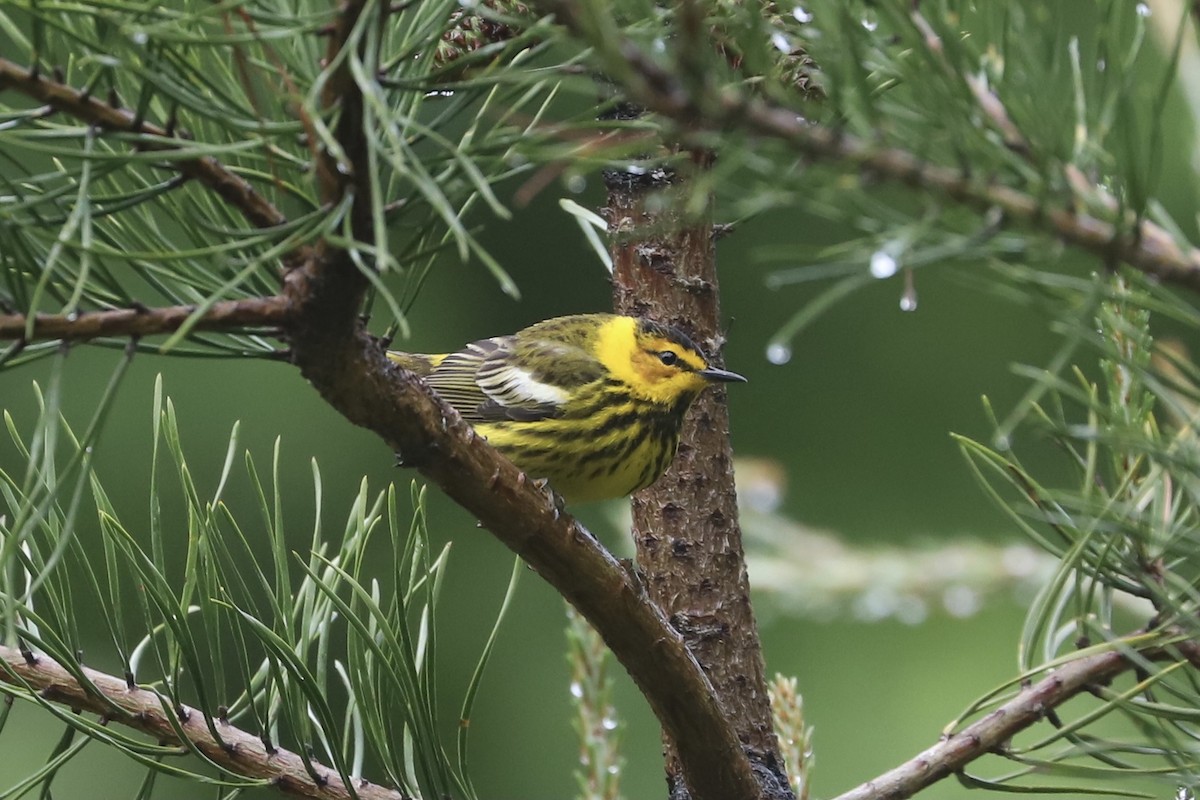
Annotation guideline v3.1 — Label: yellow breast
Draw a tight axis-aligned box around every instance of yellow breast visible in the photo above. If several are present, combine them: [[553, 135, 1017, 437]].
[[475, 417, 679, 503]]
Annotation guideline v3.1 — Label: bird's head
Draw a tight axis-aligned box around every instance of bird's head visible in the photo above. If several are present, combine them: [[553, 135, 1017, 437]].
[[596, 316, 746, 408]]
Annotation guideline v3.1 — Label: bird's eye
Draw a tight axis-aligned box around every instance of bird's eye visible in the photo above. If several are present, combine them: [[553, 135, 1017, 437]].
[[658, 350, 679, 366]]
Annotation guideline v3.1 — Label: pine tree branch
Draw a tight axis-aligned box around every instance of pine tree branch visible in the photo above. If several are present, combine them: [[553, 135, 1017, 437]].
[[0, 644, 402, 800], [0, 297, 292, 343], [282, 268, 757, 799], [832, 636, 1200, 800], [539, 1, 1200, 292], [283, 255, 759, 800], [276, 7, 755, 796], [0, 57, 311, 267], [311, 0, 379, 247], [280, 4, 758, 798], [0, 5, 751, 794]]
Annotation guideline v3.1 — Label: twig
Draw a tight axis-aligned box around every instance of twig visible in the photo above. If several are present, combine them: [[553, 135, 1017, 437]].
[[0, 57, 311, 268], [313, 0, 373, 234], [909, 10, 1029, 155], [0, 297, 292, 342], [0, 644, 401, 800], [833, 637, 1200, 800], [566, 605, 623, 800], [538, 2, 1200, 293], [705, 68, 1200, 292]]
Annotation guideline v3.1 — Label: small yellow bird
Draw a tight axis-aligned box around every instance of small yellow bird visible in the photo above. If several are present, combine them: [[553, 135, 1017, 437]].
[[387, 313, 745, 503]]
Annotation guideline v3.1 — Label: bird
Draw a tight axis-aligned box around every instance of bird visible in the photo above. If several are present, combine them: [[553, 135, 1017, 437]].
[[386, 313, 746, 503]]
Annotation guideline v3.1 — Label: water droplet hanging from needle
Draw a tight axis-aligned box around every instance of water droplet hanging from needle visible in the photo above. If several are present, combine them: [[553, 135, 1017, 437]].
[[766, 342, 792, 365], [899, 268, 918, 311]]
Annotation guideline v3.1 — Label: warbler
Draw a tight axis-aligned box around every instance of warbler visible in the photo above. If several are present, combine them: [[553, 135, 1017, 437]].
[[387, 313, 745, 503]]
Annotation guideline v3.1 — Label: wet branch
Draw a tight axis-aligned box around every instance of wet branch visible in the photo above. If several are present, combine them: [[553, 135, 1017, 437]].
[[833, 636, 1200, 800], [274, 4, 757, 799], [0, 297, 292, 343], [540, 0, 1200, 293], [0, 57, 309, 267], [0, 16, 752, 796], [0, 644, 403, 800]]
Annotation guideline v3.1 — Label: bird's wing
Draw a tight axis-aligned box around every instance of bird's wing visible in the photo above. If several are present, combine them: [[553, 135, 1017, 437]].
[[424, 335, 603, 423]]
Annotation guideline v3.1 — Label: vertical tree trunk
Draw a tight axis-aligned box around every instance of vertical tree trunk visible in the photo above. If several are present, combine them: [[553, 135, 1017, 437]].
[[605, 153, 791, 800]]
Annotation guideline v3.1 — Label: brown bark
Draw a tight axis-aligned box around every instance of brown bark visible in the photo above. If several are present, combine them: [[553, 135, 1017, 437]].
[[606, 157, 790, 799], [0, 644, 400, 800], [0, 57, 298, 240], [280, 6, 761, 797], [0, 297, 291, 342]]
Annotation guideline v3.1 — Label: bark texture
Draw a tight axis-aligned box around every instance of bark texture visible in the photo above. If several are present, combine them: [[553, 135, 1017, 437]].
[[606, 160, 790, 800]]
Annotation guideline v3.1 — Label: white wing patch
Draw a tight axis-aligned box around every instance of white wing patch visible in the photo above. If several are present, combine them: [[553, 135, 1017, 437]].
[[481, 365, 571, 407]]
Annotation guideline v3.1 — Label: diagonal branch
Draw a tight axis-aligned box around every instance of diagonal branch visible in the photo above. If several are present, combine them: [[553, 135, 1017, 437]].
[[282, 289, 759, 800], [700, 74, 1200, 293], [540, 1, 1200, 292], [0, 57, 311, 268], [0, 644, 402, 800], [0, 4, 755, 797], [276, 2, 761, 795], [833, 636, 1200, 800], [0, 297, 292, 343]]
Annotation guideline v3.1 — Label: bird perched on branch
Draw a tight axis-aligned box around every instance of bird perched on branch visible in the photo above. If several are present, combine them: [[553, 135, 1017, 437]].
[[387, 313, 745, 503]]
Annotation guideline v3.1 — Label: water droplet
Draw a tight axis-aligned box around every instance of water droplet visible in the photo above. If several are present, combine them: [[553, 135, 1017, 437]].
[[993, 434, 1011, 451], [566, 174, 586, 193], [766, 342, 792, 365], [625, 163, 646, 175], [861, 18, 878, 31], [569, 681, 583, 698], [653, 38, 666, 53], [607, 764, 620, 775], [869, 250, 898, 279], [1096, 58, 1106, 72], [1135, 2, 1151, 16], [901, 269, 917, 310], [792, 6, 812, 23], [131, 31, 148, 45], [601, 716, 618, 730], [771, 32, 792, 53]]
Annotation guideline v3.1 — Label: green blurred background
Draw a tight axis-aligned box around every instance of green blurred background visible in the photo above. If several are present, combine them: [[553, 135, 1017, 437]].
[[2, 189, 1084, 797], [4, 1, 1200, 795]]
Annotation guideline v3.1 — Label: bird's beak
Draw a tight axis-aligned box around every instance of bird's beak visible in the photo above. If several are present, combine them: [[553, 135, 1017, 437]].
[[698, 367, 747, 383]]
